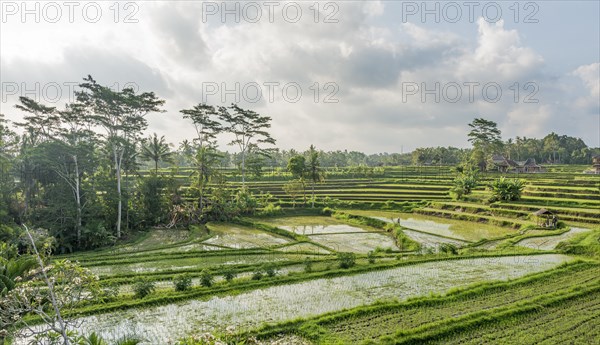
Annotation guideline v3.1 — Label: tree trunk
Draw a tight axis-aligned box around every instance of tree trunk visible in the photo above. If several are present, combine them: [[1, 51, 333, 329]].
[[302, 180, 306, 206], [241, 150, 246, 185], [311, 182, 315, 208], [114, 148, 122, 238], [73, 155, 82, 247]]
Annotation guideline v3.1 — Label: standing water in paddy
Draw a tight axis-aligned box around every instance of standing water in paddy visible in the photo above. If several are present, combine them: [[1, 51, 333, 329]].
[[32, 255, 571, 344]]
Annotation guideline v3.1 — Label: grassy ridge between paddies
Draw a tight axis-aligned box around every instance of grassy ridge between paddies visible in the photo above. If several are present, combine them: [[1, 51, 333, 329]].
[[558, 227, 600, 258], [252, 212, 420, 253], [513, 227, 591, 251], [328, 210, 421, 252], [432, 201, 600, 225], [248, 261, 599, 344], [341, 210, 517, 242]]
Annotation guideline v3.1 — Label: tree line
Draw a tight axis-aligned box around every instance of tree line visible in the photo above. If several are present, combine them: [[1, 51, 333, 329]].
[[412, 118, 598, 168], [0, 76, 281, 253]]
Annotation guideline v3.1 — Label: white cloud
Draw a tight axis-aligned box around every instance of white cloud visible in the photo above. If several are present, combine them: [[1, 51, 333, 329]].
[[1, 2, 598, 152], [573, 62, 600, 98], [457, 19, 544, 81]]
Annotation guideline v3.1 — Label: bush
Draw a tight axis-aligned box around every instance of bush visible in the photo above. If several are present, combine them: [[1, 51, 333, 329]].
[[264, 264, 277, 278], [383, 200, 396, 209], [338, 252, 356, 269], [304, 258, 313, 273], [223, 269, 237, 282], [321, 207, 334, 216], [490, 177, 525, 201], [450, 170, 479, 200], [99, 282, 119, 301], [367, 251, 376, 264], [199, 270, 213, 287], [173, 274, 192, 291], [258, 203, 282, 216], [439, 243, 458, 255], [133, 279, 155, 299], [251, 269, 264, 280]]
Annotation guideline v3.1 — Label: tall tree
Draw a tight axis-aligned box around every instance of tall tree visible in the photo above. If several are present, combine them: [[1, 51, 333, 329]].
[[543, 132, 561, 163], [46, 104, 95, 247], [306, 145, 324, 208], [467, 118, 503, 170], [141, 133, 174, 172], [177, 139, 195, 166], [14, 96, 58, 140], [0, 115, 18, 222], [192, 146, 222, 211], [287, 155, 307, 204], [14, 98, 96, 247], [219, 104, 276, 185], [180, 103, 224, 211], [180, 103, 222, 149], [76, 76, 164, 238]]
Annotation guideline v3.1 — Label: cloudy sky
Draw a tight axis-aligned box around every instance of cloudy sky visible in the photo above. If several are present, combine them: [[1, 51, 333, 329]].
[[1, 0, 599, 153]]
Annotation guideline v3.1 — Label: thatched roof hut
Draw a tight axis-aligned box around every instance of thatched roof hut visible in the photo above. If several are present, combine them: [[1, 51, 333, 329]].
[[533, 209, 557, 228]]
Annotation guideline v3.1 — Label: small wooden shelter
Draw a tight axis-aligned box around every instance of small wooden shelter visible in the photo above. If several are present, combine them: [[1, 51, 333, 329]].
[[533, 208, 558, 229], [593, 155, 600, 174]]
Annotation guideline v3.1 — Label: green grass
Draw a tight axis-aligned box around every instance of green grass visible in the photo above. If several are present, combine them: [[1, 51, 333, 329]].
[[424, 289, 600, 345], [250, 262, 599, 344]]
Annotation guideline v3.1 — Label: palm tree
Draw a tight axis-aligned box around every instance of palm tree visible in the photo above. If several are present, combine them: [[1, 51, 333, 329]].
[[193, 145, 222, 211], [306, 145, 325, 208], [140, 133, 174, 172]]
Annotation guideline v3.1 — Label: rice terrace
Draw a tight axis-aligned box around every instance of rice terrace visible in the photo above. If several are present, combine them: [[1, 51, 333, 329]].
[[1, 1, 599, 345]]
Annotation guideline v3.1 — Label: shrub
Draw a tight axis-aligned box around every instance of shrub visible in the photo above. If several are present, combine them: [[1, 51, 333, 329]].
[[133, 279, 155, 299], [199, 270, 213, 287], [223, 269, 237, 282], [450, 170, 479, 200], [99, 282, 119, 302], [304, 258, 313, 273], [367, 251, 376, 264], [383, 200, 396, 209], [251, 269, 264, 280], [338, 252, 356, 269], [490, 177, 525, 201], [173, 274, 192, 292], [321, 207, 334, 216], [259, 203, 282, 216], [439, 243, 458, 255], [264, 264, 277, 278]]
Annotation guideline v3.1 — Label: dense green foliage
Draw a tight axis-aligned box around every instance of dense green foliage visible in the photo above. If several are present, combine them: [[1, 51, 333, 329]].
[[133, 279, 156, 298], [490, 177, 526, 201], [337, 252, 356, 269], [173, 274, 193, 292], [449, 169, 479, 200]]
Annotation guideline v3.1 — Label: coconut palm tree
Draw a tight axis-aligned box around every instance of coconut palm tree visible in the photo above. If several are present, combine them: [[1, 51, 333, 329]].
[[140, 133, 174, 172]]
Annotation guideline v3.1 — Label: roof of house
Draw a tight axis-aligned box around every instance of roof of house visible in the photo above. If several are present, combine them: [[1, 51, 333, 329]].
[[491, 155, 518, 167], [519, 158, 541, 168], [533, 208, 554, 216]]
